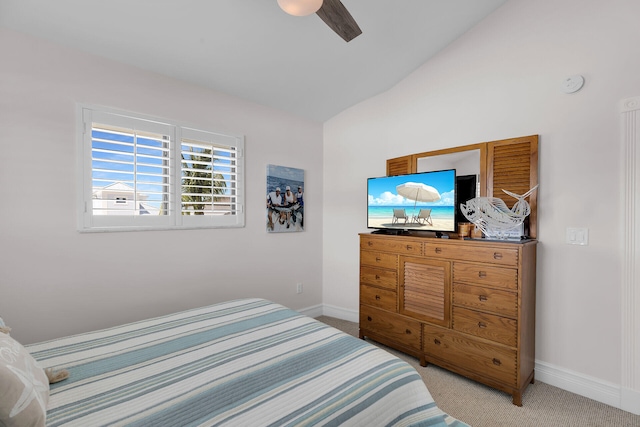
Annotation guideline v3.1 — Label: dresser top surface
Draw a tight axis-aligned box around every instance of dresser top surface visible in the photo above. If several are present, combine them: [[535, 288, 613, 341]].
[[360, 233, 537, 246]]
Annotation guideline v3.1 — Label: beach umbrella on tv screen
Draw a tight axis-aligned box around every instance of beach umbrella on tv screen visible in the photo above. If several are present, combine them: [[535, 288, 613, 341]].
[[396, 182, 441, 213]]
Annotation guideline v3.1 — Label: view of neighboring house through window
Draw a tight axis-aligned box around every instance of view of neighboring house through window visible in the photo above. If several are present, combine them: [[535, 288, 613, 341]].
[[91, 124, 170, 216], [78, 105, 244, 231]]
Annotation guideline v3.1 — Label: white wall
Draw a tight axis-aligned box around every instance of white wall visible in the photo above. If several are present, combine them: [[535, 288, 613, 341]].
[[323, 0, 640, 411], [0, 29, 324, 345]]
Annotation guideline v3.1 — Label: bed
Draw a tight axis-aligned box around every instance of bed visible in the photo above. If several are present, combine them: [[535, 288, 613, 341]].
[[5, 298, 468, 426]]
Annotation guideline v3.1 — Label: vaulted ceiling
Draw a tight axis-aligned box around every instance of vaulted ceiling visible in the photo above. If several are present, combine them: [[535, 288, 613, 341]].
[[0, 0, 507, 122]]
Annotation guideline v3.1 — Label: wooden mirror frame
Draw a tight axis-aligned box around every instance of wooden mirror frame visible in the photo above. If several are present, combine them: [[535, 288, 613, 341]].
[[387, 135, 538, 239]]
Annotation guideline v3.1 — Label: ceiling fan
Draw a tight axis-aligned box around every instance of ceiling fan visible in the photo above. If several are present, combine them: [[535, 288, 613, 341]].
[[277, 0, 362, 42]]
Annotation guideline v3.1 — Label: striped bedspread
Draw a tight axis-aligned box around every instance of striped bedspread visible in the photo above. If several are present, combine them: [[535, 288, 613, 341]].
[[27, 298, 468, 427]]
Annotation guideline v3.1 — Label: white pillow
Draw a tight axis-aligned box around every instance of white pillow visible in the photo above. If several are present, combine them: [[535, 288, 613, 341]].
[[0, 334, 49, 427]]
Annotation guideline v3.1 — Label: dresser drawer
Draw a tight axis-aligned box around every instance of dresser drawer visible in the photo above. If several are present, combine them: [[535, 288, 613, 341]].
[[453, 262, 518, 290], [453, 283, 517, 318], [360, 250, 397, 269], [360, 266, 397, 290], [424, 243, 518, 266], [360, 305, 421, 351], [424, 325, 517, 386], [360, 285, 397, 311], [453, 306, 517, 347], [361, 236, 422, 256]]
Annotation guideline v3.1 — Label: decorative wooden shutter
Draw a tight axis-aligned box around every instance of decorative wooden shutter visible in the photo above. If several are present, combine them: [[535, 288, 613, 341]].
[[487, 135, 539, 238], [387, 155, 414, 176]]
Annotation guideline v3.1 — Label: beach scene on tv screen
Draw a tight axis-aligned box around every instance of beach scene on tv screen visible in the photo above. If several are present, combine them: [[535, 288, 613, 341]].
[[368, 169, 455, 231]]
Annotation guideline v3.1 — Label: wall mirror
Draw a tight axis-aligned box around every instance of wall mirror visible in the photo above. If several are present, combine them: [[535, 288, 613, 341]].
[[414, 144, 486, 227], [417, 150, 480, 178], [416, 149, 481, 225]]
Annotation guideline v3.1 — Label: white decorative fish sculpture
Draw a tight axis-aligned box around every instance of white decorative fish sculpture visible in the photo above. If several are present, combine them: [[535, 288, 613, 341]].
[[460, 185, 538, 238]]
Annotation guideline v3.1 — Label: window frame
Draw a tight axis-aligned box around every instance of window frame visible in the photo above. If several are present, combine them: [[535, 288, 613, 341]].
[[76, 104, 245, 232]]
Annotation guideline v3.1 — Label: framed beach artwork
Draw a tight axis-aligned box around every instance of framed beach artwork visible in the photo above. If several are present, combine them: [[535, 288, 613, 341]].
[[266, 165, 304, 233]]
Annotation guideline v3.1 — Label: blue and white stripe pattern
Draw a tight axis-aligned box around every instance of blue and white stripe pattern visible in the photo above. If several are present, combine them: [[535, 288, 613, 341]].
[[27, 299, 467, 427]]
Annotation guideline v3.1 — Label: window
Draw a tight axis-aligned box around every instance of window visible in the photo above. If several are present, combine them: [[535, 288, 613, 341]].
[[77, 105, 244, 231]]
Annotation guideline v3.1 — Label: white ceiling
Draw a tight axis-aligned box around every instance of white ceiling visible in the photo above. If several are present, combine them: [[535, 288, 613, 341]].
[[0, 0, 507, 122]]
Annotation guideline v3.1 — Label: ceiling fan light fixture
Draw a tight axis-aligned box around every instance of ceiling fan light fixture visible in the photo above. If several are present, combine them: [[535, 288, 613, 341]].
[[277, 0, 323, 17]]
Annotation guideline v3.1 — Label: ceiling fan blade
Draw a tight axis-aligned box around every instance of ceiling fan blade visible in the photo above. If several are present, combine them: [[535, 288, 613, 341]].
[[316, 0, 362, 42]]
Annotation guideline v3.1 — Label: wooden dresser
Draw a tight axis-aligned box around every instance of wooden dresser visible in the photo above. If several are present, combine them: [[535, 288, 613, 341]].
[[359, 233, 537, 406]]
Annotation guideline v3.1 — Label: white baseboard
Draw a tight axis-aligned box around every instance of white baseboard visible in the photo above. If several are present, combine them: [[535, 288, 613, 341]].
[[298, 302, 358, 322], [534, 360, 622, 409], [305, 303, 640, 415], [620, 387, 640, 415], [320, 303, 359, 323], [297, 303, 324, 319]]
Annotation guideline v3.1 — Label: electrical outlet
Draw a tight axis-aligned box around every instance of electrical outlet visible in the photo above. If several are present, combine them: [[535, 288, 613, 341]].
[[296, 283, 303, 294]]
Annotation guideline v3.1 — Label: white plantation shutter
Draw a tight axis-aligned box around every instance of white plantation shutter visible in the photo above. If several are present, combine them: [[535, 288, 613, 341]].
[[78, 106, 244, 231], [180, 127, 243, 227], [91, 125, 171, 216]]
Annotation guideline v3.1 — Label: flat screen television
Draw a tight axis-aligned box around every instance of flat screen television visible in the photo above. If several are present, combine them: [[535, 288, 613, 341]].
[[367, 169, 456, 235]]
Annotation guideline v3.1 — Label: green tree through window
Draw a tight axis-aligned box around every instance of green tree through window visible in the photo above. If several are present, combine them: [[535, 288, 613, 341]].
[[181, 146, 228, 215]]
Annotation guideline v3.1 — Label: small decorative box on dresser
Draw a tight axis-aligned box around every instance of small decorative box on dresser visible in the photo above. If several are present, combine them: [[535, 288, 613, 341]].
[[359, 233, 537, 406]]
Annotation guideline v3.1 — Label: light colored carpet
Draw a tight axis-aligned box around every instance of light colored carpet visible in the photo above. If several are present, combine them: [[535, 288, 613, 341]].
[[317, 316, 640, 427]]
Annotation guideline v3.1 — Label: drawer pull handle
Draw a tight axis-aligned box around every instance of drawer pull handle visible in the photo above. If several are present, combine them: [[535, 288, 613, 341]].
[[405, 329, 411, 335], [479, 295, 488, 302], [406, 245, 412, 250], [375, 295, 381, 300], [435, 247, 442, 254], [375, 257, 381, 262], [368, 241, 373, 246], [375, 274, 380, 280], [434, 338, 441, 345], [478, 271, 487, 278], [492, 358, 502, 366], [478, 322, 487, 329], [367, 316, 372, 321], [493, 252, 503, 260]]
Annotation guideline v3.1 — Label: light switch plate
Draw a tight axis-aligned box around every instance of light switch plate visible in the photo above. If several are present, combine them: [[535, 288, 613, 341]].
[[566, 227, 589, 245]]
